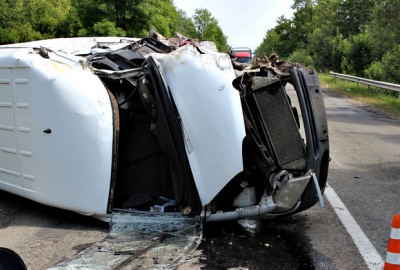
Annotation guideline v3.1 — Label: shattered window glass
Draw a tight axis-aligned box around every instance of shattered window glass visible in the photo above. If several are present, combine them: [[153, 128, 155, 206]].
[[49, 212, 202, 270]]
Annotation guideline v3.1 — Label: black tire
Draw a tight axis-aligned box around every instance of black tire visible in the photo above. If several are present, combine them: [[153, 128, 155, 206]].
[[0, 247, 27, 270]]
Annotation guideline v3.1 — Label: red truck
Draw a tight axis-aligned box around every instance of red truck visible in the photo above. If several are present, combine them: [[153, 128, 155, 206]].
[[231, 47, 252, 63]]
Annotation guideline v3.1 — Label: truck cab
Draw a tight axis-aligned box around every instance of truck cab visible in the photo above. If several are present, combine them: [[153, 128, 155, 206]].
[[231, 47, 252, 63]]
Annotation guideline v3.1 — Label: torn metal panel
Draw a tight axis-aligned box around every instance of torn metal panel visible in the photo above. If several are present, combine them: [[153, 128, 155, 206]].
[[152, 45, 246, 205], [49, 212, 202, 270], [2, 37, 140, 55], [93, 67, 147, 79]]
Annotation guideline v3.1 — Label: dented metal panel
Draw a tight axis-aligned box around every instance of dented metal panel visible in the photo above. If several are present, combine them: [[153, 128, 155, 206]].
[[152, 46, 246, 205]]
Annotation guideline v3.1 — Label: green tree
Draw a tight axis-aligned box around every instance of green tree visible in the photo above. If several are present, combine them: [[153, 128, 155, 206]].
[[93, 19, 126, 36], [287, 48, 314, 67], [191, 8, 229, 52], [254, 29, 281, 57], [335, 0, 373, 38], [55, 6, 81, 38], [307, 27, 334, 69], [0, 0, 72, 44], [131, 0, 179, 37], [364, 61, 386, 82], [71, 0, 179, 38], [255, 0, 316, 59], [365, 45, 400, 84], [71, 0, 123, 36], [331, 32, 346, 72], [340, 32, 373, 76], [369, 0, 400, 59], [175, 10, 197, 37], [291, 0, 315, 48], [273, 15, 297, 58], [26, 0, 71, 37], [255, 0, 376, 72]]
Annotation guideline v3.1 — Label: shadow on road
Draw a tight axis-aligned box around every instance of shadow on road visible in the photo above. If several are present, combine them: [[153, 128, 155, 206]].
[[197, 216, 335, 270]]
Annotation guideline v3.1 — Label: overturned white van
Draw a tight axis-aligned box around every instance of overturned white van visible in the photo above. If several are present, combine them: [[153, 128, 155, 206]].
[[0, 36, 329, 223], [0, 35, 330, 269]]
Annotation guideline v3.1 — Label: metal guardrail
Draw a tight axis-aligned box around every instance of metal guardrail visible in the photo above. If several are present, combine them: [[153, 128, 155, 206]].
[[330, 71, 400, 98]]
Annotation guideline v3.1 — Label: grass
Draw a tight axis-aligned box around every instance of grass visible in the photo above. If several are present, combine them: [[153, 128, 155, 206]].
[[318, 73, 400, 117]]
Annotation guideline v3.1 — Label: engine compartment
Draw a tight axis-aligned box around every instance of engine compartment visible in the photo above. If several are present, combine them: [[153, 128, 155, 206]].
[[89, 37, 329, 220]]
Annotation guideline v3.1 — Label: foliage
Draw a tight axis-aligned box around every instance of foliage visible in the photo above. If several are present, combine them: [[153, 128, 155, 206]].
[[70, 0, 179, 38], [287, 49, 314, 68], [0, 0, 230, 52], [340, 32, 373, 76], [368, 0, 400, 59], [191, 8, 229, 52], [307, 27, 334, 70], [92, 19, 126, 36], [381, 45, 400, 84], [0, 0, 72, 44], [257, 0, 400, 85], [255, 29, 281, 57], [254, 0, 400, 112], [333, 0, 373, 38], [131, 0, 179, 37], [364, 61, 386, 82], [175, 10, 197, 38], [4, 0, 400, 73]]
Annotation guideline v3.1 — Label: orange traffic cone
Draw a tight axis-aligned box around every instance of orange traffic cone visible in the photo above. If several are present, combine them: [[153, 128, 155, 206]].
[[384, 214, 400, 270]]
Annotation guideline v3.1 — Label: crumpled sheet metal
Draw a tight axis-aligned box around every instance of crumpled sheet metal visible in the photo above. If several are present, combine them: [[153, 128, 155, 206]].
[[48, 212, 202, 270], [233, 53, 302, 78]]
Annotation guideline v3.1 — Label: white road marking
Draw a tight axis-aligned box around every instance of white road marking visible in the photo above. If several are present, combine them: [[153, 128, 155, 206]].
[[324, 185, 384, 269]]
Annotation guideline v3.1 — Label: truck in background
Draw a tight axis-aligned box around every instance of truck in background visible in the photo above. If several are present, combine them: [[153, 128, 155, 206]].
[[231, 47, 252, 63]]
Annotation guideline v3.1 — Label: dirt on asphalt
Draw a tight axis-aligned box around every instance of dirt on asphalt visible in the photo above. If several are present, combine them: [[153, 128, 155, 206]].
[[0, 190, 108, 270]]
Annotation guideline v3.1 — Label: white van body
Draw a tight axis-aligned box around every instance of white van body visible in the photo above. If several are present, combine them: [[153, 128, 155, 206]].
[[0, 37, 329, 223], [0, 42, 114, 216], [0, 36, 330, 269]]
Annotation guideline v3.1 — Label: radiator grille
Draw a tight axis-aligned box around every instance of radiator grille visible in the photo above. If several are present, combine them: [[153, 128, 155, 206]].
[[246, 80, 306, 170]]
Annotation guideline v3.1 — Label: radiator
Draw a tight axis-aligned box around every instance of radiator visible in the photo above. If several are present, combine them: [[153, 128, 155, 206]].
[[243, 77, 306, 171]]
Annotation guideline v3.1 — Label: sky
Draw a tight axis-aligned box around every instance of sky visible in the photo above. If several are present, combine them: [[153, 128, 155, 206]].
[[173, 0, 294, 52]]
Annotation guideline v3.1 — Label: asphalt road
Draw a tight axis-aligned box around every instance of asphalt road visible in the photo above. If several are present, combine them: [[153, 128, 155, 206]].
[[0, 87, 399, 270], [320, 87, 400, 265]]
